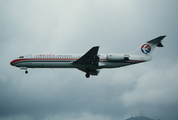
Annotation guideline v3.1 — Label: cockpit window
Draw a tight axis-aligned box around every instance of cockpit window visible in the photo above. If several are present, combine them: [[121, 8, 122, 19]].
[[19, 56, 24, 58]]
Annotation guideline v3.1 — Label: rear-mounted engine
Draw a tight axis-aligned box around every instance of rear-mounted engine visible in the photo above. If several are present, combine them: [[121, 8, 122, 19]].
[[107, 54, 129, 61]]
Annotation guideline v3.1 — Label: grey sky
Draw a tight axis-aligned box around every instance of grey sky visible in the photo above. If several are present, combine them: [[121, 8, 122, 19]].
[[0, 0, 178, 120]]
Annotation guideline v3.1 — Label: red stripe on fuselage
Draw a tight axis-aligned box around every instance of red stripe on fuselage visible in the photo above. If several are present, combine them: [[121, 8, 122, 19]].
[[10, 58, 145, 66], [127, 60, 146, 62], [100, 59, 145, 62], [10, 58, 78, 65], [10, 59, 28, 65]]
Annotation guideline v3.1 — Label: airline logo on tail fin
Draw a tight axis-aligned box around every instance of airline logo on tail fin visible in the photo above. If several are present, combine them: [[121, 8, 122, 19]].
[[141, 44, 151, 54]]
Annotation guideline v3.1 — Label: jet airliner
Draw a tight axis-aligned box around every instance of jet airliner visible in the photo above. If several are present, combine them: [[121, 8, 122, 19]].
[[10, 36, 166, 78]]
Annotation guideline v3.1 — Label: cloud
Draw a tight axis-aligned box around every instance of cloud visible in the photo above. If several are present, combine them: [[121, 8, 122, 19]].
[[121, 63, 178, 107], [0, 0, 178, 120]]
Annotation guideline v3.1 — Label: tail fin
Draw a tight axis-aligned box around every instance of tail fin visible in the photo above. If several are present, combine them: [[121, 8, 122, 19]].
[[134, 36, 166, 55]]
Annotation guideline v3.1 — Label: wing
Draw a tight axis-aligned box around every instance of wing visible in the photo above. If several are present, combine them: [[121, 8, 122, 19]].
[[72, 46, 100, 75], [73, 46, 99, 65]]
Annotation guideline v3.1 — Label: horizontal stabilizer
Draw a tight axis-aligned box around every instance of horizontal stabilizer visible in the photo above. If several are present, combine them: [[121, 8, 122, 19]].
[[147, 35, 166, 45]]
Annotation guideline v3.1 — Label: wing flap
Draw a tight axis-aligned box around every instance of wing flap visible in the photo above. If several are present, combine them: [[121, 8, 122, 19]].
[[76, 68, 100, 75]]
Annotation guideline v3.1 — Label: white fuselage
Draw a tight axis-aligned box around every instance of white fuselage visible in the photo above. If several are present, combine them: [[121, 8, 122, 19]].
[[10, 53, 151, 69]]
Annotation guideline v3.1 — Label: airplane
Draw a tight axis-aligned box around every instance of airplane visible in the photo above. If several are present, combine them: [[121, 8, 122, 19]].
[[10, 36, 166, 78]]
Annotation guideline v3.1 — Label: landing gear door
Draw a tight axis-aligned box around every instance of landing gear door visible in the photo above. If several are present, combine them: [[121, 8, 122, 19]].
[[27, 54, 32, 64]]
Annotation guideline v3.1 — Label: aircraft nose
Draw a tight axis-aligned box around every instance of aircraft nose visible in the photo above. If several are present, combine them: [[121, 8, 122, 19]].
[[10, 60, 15, 66], [10, 61, 13, 66]]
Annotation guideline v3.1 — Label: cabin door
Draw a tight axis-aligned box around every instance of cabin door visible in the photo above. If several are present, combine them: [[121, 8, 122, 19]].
[[27, 54, 32, 64]]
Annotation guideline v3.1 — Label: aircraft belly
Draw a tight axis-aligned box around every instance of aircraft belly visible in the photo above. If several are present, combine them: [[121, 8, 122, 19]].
[[99, 61, 136, 68], [27, 62, 74, 68]]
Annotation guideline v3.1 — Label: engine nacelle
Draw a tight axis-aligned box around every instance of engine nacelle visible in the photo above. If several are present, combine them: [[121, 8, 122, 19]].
[[107, 54, 129, 61]]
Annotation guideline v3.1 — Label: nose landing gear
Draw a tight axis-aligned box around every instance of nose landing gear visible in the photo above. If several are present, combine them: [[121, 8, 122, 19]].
[[20, 67, 28, 74]]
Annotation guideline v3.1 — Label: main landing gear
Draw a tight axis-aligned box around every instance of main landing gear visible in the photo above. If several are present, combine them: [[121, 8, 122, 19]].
[[25, 70, 28, 74], [85, 68, 90, 78], [85, 73, 90, 78]]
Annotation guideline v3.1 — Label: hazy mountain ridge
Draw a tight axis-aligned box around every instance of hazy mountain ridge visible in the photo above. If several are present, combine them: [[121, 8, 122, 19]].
[[125, 116, 154, 120]]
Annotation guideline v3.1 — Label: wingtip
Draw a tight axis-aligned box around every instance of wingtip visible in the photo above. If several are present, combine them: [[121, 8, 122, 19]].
[[93, 46, 99, 48], [156, 35, 166, 41], [160, 35, 166, 38]]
